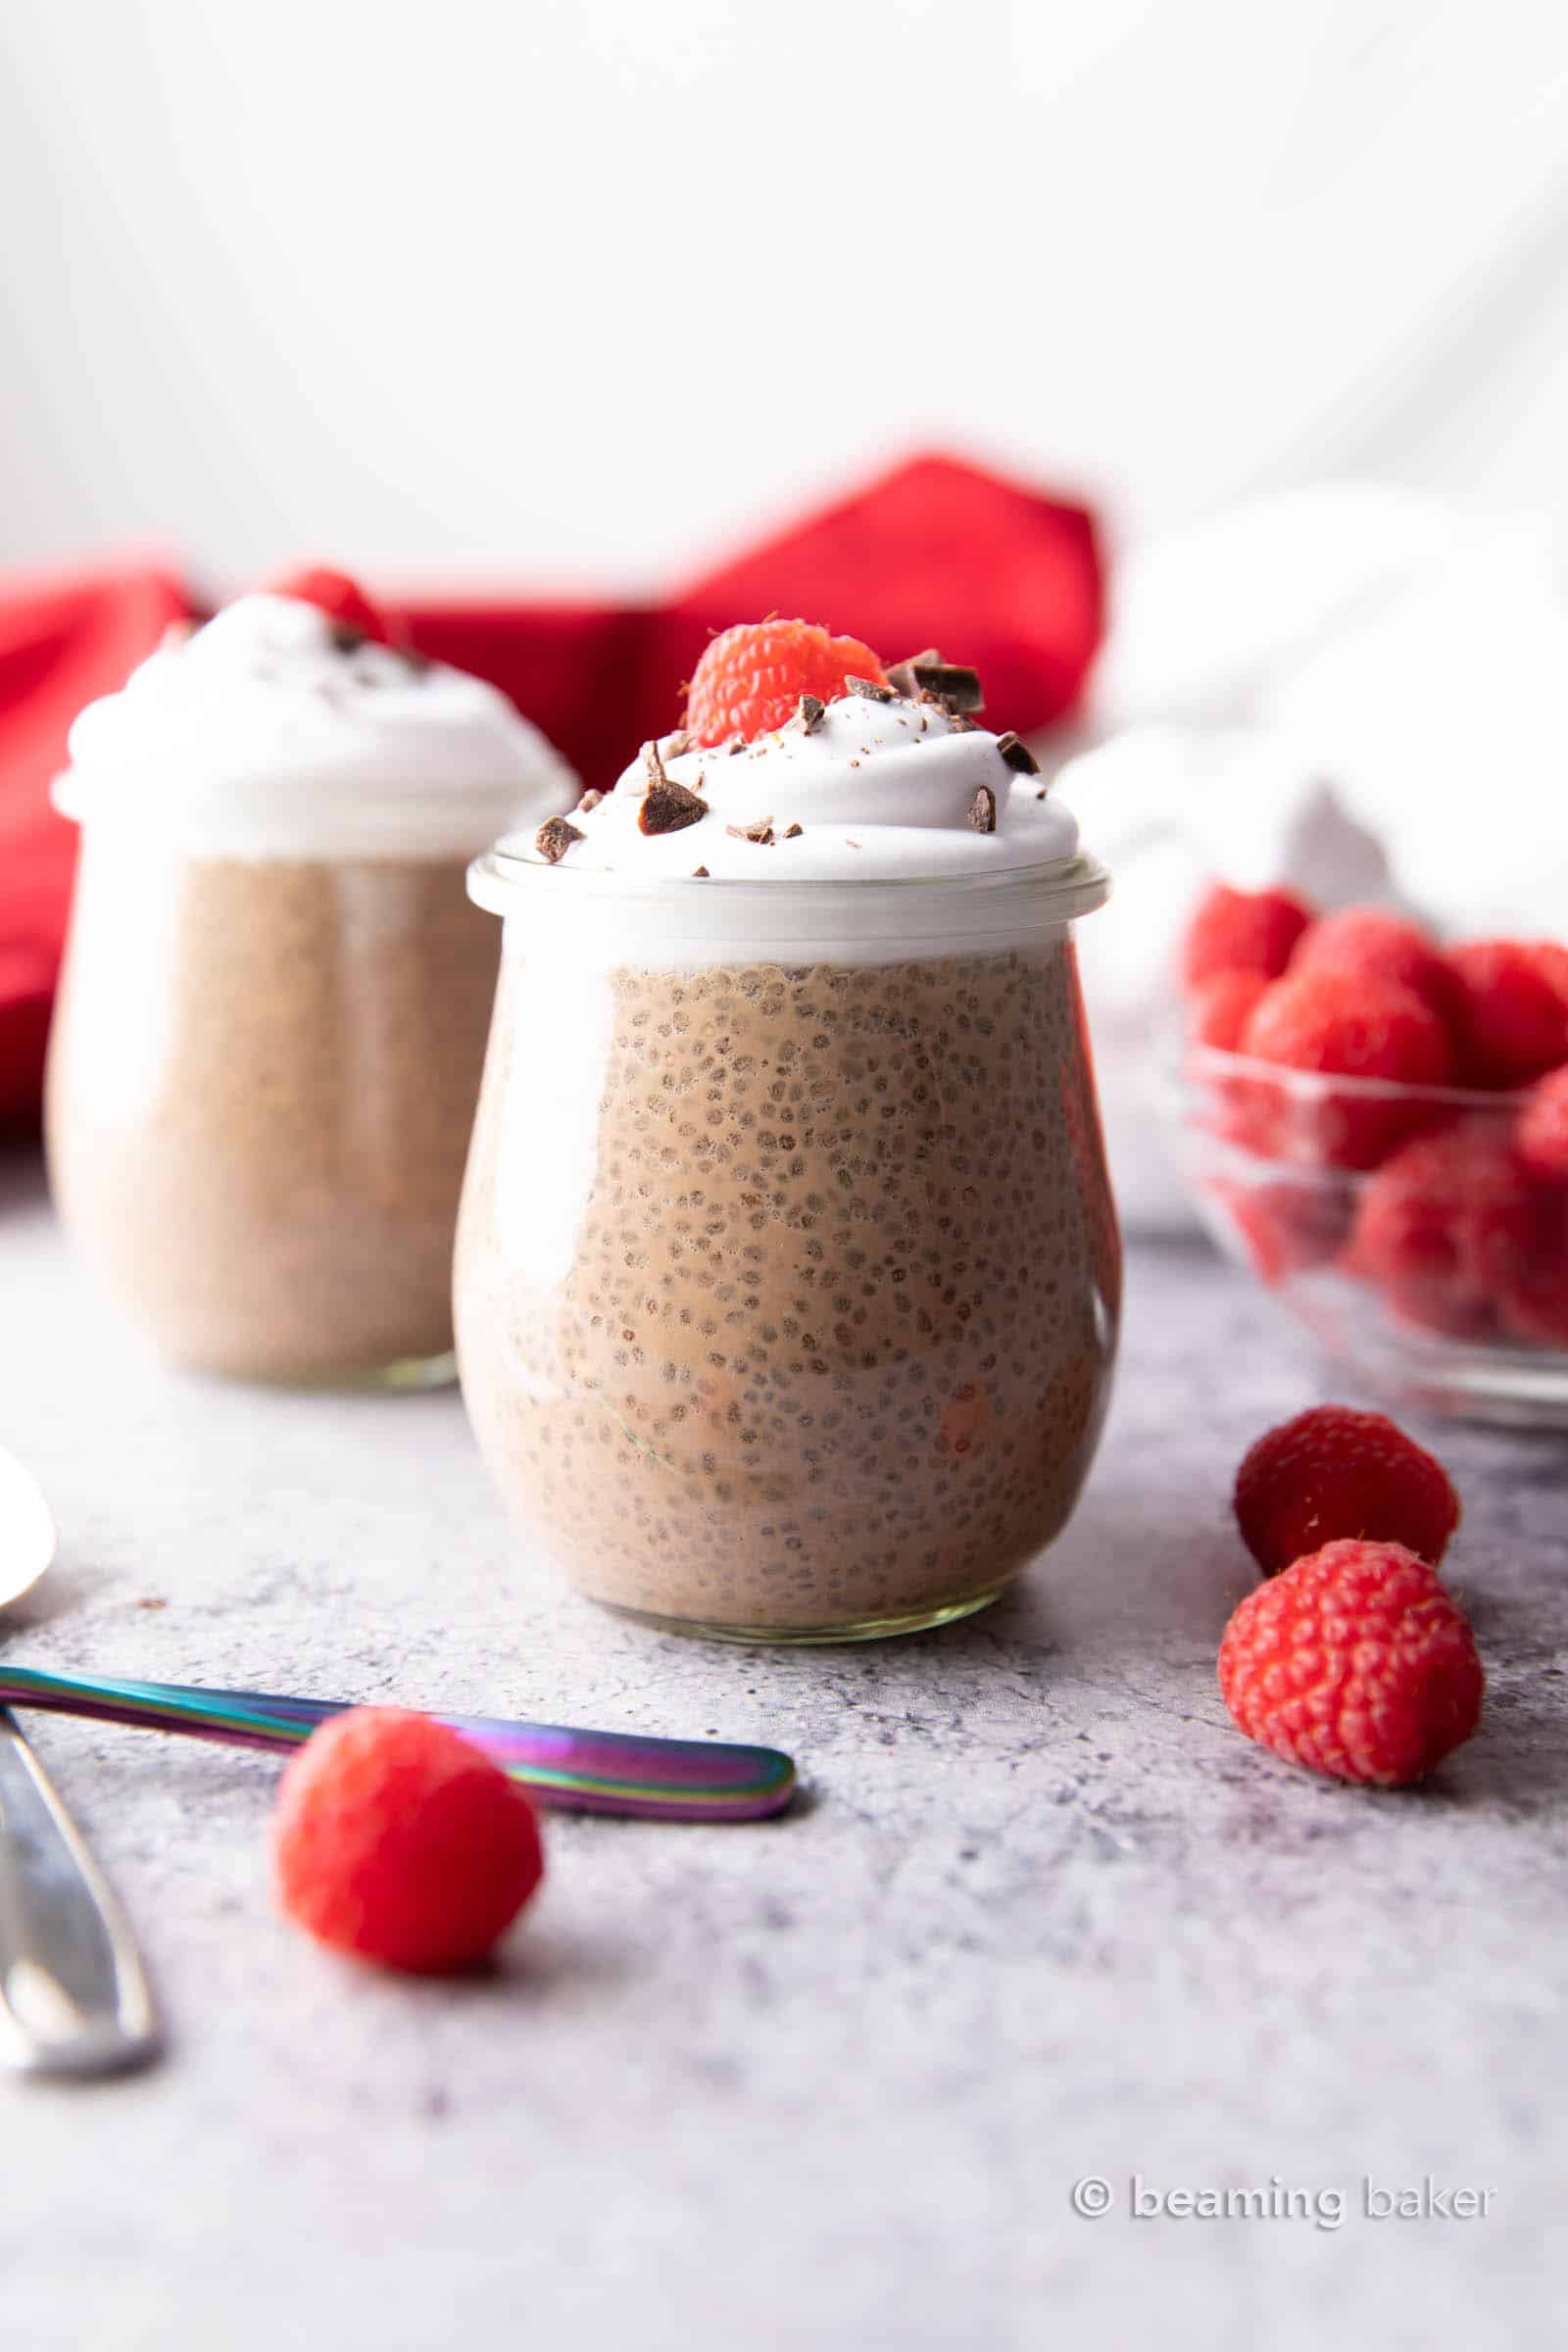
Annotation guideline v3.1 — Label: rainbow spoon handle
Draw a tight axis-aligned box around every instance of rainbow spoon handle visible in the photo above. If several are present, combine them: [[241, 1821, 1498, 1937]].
[[0, 1665, 796, 1823]]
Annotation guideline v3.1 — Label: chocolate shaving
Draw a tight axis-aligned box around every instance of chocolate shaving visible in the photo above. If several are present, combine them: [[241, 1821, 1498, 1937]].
[[845, 675, 895, 703], [967, 786, 998, 835], [996, 731, 1040, 776], [640, 778, 709, 835], [577, 788, 605, 813], [329, 620, 367, 655], [782, 822, 804, 839], [727, 738, 747, 755], [885, 648, 943, 695], [796, 693, 826, 733], [535, 815, 584, 863], [727, 817, 776, 845], [691, 865, 710, 878]]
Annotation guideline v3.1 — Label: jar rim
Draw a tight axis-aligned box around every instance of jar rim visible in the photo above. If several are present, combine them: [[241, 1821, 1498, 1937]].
[[467, 842, 1112, 925]]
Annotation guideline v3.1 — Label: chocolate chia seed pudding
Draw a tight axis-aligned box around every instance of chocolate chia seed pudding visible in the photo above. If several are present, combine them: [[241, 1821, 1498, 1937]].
[[50, 848, 499, 1382], [47, 584, 576, 1383], [456, 936, 1118, 1636], [455, 642, 1119, 1639]]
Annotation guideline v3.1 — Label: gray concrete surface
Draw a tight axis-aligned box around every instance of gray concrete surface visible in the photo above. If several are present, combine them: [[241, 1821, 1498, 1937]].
[[0, 1146, 1562, 2350]]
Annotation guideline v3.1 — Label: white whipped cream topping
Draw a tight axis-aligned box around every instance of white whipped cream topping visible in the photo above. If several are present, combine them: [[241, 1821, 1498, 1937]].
[[59, 593, 578, 858], [507, 692, 1078, 882]]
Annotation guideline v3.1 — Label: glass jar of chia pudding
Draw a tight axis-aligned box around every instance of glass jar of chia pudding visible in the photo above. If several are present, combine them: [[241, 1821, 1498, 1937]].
[[454, 663, 1119, 1640], [46, 585, 577, 1386]]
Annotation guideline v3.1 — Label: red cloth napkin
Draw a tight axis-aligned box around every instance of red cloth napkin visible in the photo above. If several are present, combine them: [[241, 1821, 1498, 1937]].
[[0, 559, 193, 1129], [0, 453, 1102, 1132]]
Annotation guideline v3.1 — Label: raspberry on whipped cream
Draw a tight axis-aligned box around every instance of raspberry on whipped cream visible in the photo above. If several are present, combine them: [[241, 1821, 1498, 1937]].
[[519, 681, 1072, 885]]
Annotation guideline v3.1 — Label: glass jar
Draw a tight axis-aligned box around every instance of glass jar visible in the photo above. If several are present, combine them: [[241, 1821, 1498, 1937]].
[[454, 850, 1120, 1641], [47, 823, 505, 1387]]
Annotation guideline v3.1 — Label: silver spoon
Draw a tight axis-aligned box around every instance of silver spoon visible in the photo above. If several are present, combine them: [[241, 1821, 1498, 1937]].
[[0, 1445, 160, 2077]]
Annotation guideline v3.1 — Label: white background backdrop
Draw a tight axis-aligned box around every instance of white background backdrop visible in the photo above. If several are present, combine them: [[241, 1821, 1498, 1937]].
[[3, 0, 1567, 591]]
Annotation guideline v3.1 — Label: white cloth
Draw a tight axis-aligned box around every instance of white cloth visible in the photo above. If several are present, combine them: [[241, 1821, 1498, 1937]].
[[1066, 485, 1568, 1228]]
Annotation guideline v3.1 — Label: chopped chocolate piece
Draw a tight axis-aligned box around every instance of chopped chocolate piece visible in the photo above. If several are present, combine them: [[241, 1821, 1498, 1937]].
[[845, 675, 895, 703], [1036, 786, 1050, 801], [885, 648, 943, 695], [577, 788, 605, 813], [535, 815, 584, 863], [640, 778, 709, 836], [727, 817, 776, 845], [996, 731, 1040, 776], [727, 737, 747, 755], [796, 693, 827, 733], [691, 865, 710, 878], [329, 620, 368, 655], [907, 661, 983, 711], [967, 786, 998, 834], [782, 822, 804, 839]]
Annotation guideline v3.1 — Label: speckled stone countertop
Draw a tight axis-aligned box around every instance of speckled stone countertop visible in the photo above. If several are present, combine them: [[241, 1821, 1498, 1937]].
[[1, 1146, 1563, 2350]]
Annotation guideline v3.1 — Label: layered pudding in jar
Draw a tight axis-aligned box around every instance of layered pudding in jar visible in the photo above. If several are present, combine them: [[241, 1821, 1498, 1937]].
[[47, 574, 577, 1385], [455, 620, 1119, 1639]]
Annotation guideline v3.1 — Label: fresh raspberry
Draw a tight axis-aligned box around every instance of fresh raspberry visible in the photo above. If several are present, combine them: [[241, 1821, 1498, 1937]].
[[1447, 940, 1568, 1088], [1233, 1403, 1460, 1576], [1239, 972, 1454, 1167], [1289, 906, 1458, 1022], [683, 618, 888, 747], [272, 1708, 544, 1974], [1180, 884, 1315, 994], [1516, 1063, 1568, 1183], [1218, 1540, 1484, 1787], [264, 564, 393, 645], [1190, 969, 1272, 1052], [1347, 1118, 1536, 1339]]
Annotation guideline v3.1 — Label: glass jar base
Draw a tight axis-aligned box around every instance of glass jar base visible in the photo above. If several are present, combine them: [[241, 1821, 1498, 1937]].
[[595, 1585, 1005, 1647]]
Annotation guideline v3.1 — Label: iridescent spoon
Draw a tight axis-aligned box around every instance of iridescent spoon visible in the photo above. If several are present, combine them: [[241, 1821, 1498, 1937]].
[[0, 1664, 798, 1824], [0, 1446, 161, 2077]]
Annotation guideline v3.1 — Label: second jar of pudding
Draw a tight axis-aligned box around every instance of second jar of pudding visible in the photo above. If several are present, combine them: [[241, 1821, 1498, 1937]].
[[46, 586, 577, 1386], [455, 669, 1120, 1640]]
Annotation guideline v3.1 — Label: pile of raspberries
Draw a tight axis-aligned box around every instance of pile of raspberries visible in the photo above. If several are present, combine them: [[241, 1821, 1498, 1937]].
[[1183, 887, 1568, 1348], [1219, 1403, 1483, 1788]]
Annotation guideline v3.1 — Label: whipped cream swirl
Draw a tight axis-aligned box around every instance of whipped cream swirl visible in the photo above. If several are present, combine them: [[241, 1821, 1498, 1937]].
[[60, 593, 578, 858], [514, 690, 1077, 882]]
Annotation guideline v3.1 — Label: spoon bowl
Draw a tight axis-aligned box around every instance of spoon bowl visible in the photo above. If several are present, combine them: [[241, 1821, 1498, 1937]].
[[0, 1445, 56, 1611], [0, 1443, 160, 2073]]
